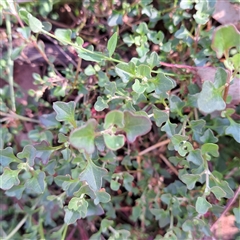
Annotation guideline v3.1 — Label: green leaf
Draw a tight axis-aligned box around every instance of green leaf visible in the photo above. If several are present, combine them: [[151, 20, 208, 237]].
[[115, 62, 136, 83], [152, 73, 176, 96], [225, 119, 240, 143], [110, 179, 121, 191], [233, 208, 240, 224], [217, 180, 234, 199], [5, 185, 25, 200], [197, 81, 226, 114], [136, 64, 151, 79], [104, 110, 124, 129], [17, 145, 36, 167], [68, 197, 88, 217], [229, 53, 240, 72], [103, 134, 125, 151], [39, 112, 60, 129], [84, 65, 96, 76], [187, 149, 204, 166], [0, 168, 21, 190], [122, 111, 152, 143], [28, 13, 42, 33], [94, 96, 109, 112], [201, 143, 219, 158], [34, 141, 55, 165], [107, 32, 118, 57], [25, 171, 45, 194], [210, 186, 226, 200], [94, 191, 111, 205], [180, 174, 200, 190], [213, 68, 227, 89], [153, 109, 168, 127], [161, 120, 177, 137], [147, 51, 160, 68], [200, 129, 218, 144], [132, 79, 147, 94], [169, 95, 185, 114], [108, 11, 123, 26], [64, 207, 81, 225], [53, 101, 76, 126], [211, 24, 240, 58], [79, 159, 107, 192], [0, 147, 21, 167], [55, 28, 72, 43], [78, 48, 104, 63], [196, 197, 212, 215], [69, 119, 97, 154]]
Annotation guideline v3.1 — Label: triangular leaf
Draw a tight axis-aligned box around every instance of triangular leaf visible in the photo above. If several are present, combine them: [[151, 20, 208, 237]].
[[69, 119, 97, 154], [53, 101, 76, 126], [0, 168, 21, 190], [196, 197, 212, 214], [115, 62, 136, 83], [79, 159, 107, 192], [197, 81, 226, 114], [0, 147, 21, 167], [17, 145, 36, 167], [122, 111, 152, 143]]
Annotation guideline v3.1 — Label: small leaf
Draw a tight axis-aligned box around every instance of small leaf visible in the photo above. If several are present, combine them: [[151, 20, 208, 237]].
[[122, 111, 152, 143], [196, 197, 212, 215], [0, 147, 21, 167], [55, 28, 72, 43], [115, 62, 136, 83], [94, 191, 111, 205], [64, 207, 81, 225], [104, 110, 124, 129], [78, 48, 104, 63], [233, 208, 240, 224], [103, 134, 125, 151], [68, 197, 88, 217], [187, 149, 204, 166], [107, 32, 118, 57], [211, 24, 240, 58], [17, 145, 36, 167], [180, 174, 200, 190], [136, 64, 151, 79], [197, 81, 226, 114], [69, 119, 97, 154], [94, 96, 109, 112], [5, 185, 25, 200], [200, 129, 218, 144], [79, 159, 107, 192], [28, 13, 42, 33], [0, 168, 21, 190], [39, 112, 60, 129], [132, 79, 147, 94], [110, 179, 121, 191], [210, 186, 226, 200], [152, 73, 176, 96], [34, 141, 55, 165], [213, 68, 227, 89], [217, 180, 234, 199], [201, 143, 219, 157], [153, 109, 168, 127], [161, 120, 177, 137], [108, 11, 123, 26], [25, 171, 45, 194], [53, 101, 76, 126], [225, 118, 240, 143]]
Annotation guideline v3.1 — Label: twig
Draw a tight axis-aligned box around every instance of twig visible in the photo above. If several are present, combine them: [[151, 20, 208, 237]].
[[210, 186, 240, 232], [159, 153, 179, 176], [6, 14, 16, 112], [160, 61, 197, 71], [0, 111, 40, 123], [223, 69, 232, 103], [138, 139, 170, 156]]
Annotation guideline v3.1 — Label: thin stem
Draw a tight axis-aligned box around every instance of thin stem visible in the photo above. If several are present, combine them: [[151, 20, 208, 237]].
[[210, 186, 240, 233], [139, 139, 170, 156], [38, 219, 45, 240], [6, 14, 16, 112], [61, 224, 68, 240], [159, 153, 179, 176], [5, 202, 39, 240], [0, 111, 40, 123]]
